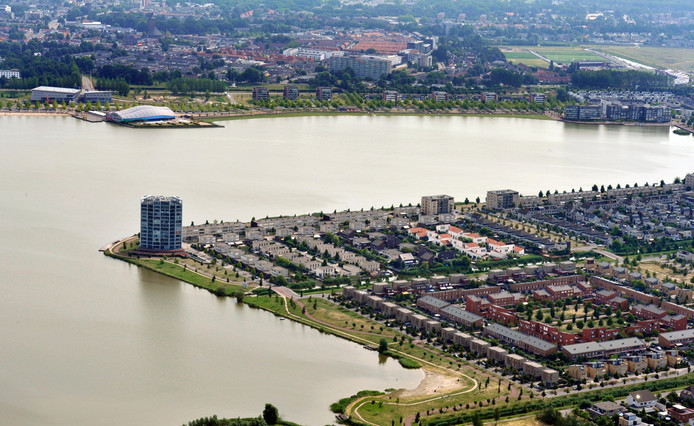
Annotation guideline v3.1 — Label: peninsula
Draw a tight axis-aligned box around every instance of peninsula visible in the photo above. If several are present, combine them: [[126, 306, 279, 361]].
[[106, 174, 694, 425]]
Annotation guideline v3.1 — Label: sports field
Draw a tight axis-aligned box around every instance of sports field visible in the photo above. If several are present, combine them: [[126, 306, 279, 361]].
[[590, 45, 694, 74], [531, 46, 605, 64], [501, 47, 604, 67], [501, 50, 548, 68]]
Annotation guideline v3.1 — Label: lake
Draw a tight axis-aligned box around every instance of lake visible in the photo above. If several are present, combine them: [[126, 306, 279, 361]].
[[0, 114, 691, 424]]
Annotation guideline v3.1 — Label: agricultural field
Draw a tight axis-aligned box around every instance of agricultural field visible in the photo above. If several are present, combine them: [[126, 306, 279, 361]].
[[588, 45, 694, 74]]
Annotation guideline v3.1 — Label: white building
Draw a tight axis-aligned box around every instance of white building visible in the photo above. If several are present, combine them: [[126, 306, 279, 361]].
[[30, 86, 80, 103], [626, 390, 657, 409], [0, 69, 20, 79], [282, 47, 343, 61]]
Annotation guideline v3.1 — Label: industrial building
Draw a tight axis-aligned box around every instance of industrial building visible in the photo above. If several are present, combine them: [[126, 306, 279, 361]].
[[107, 106, 175, 123], [139, 195, 183, 253], [30, 86, 81, 103]]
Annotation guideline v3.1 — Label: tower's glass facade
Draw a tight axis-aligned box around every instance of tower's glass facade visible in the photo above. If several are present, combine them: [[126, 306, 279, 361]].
[[140, 196, 182, 251]]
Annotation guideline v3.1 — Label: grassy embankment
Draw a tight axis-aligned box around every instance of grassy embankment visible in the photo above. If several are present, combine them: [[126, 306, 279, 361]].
[[104, 238, 248, 296]]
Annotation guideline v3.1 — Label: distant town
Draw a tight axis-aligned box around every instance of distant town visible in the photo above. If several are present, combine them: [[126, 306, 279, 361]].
[[1, 0, 694, 133]]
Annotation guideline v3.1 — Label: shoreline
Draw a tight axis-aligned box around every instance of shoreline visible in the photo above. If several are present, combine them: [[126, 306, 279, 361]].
[[201, 110, 555, 122], [560, 118, 672, 127], [0, 111, 72, 116], [101, 239, 466, 412], [0, 109, 681, 130]]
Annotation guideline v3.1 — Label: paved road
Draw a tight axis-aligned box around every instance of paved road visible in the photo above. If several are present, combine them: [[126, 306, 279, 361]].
[[595, 249, 624, 264], [225, 91, 238, 104], [271, 286, 300, 300], [82, 75, 95, 91], [528, 49, 551, 64]]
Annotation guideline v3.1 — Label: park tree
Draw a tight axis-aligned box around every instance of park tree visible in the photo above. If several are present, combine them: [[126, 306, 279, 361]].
[[262, 403, 279, 425], [378, 338, 388, 354]]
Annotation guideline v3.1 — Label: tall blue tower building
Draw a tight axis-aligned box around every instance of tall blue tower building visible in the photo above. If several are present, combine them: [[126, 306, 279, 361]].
[[140, 195, 182, 252]]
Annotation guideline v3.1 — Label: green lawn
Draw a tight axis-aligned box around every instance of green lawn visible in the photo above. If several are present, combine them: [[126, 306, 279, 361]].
[[532, 47, 604, 64], [501, 46, 604, 66], [502, 50, 549, 68], [106, 251, 246, 296], [503, 51, 540, 60]]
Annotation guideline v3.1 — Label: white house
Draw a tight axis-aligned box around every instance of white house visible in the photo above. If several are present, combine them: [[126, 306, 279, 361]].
[[627, 389, 657, 409]]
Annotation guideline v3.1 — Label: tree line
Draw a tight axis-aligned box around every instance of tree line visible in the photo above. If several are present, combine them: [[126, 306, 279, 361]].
[[570, 69, 671, 90], [95, 78, 130, 96]]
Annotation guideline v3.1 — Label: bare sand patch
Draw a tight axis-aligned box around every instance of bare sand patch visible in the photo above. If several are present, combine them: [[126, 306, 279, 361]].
[[396, 368, 467, 400]]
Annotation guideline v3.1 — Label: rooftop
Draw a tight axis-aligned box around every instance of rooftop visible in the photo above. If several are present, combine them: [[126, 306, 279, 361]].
[[418, 295, 451, 309], [660, 328, 694, 341], [563, 337, 645, 356], [440, 305, 484, 323], [484, 323, 557, 352], [31, 86, 81, 94]]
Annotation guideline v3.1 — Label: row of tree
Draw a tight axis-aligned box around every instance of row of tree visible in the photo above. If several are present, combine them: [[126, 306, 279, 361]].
[[570, 69, 671, 90], [95, 78, 130, 96], [167, 78, 227, 95]]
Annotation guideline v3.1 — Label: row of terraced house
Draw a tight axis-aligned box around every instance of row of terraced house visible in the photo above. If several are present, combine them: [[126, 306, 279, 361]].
[[342, 287, 559, 385]]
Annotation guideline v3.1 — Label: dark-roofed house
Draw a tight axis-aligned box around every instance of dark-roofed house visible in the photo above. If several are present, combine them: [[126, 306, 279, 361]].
[[417, 295, 451, 315], [681, 385, 694, 401], [631, 304, 666, 320], [659, 328, 694, 348], [483, 323, 557, 356], [440, 305, 484, 328], [588, 401, 626, 418], [562, 338, 646, 360]]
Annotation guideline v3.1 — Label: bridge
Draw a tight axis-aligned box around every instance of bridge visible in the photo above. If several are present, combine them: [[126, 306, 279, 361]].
[[673, 122, 694, 134]]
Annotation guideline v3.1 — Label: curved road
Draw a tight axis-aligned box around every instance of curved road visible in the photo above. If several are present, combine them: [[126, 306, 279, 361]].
[[268, 289, 524, 426]]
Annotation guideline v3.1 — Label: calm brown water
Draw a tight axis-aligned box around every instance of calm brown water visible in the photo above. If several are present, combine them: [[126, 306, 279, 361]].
[[0, 115, 691, 425]]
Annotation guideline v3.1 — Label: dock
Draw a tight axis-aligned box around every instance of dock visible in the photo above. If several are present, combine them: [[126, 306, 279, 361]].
[[73, 111, 106, 123]]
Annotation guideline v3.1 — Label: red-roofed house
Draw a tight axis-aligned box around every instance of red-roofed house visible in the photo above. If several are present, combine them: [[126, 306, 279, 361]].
[[462, 232, 487, 244]]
